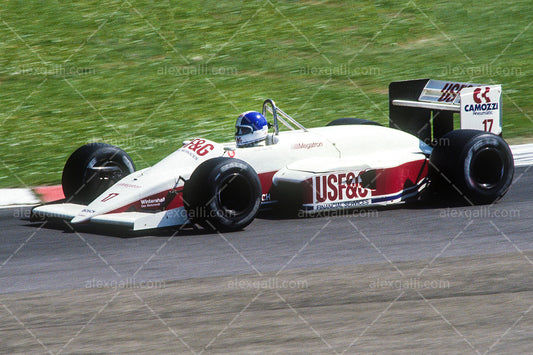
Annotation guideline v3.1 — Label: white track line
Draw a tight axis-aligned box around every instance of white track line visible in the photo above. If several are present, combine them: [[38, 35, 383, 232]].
[[0, 188, 40, 206], [510, 143, 533, 167]]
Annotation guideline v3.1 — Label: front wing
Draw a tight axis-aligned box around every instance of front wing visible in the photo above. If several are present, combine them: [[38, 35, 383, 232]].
[[31, 203, 189, 231]]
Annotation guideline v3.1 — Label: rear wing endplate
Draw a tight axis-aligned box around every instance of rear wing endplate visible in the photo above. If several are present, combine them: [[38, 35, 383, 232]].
[[389, 79, 502, 143]]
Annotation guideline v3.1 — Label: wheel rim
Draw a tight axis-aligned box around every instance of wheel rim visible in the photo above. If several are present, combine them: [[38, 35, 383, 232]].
[[471, 147, 505, 190], [83, 160, 126, 194], [217, 173, 254, 218]]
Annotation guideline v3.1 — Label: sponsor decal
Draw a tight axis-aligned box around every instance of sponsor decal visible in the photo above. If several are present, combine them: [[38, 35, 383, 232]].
[[291, 142, 323, 150], [314, 199, 370, 211], [81, 208, 95, 214], [463, 102, 499, 115], [419, 80, 479, 105], [473, 86, 491, 104], [460, 85, 502, 134], [463, 86, 498, 116], [180, 148, 199, 160], [314, 171, 372, 205], [182, 138, 215, 157], [437, 82, 473, 103], [116, 182, 142, 189], [141, 197, 166, 209]]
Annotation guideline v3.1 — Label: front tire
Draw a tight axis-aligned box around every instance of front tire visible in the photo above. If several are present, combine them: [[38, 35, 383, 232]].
[[183, 157, 262, 231], [429, 130, 514, 205], [62, 143, 135, 204]]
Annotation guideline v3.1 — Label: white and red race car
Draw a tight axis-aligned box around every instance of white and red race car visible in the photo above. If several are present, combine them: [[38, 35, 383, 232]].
[[32, 79, 514, 232]]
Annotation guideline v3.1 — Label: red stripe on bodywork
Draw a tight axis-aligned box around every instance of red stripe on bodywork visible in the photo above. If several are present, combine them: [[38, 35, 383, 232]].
[[300, 159, 428, 205], [373, 159, 428, 196], [105, 170, 278, 214], [103, 160, 427, 215], [258, 171, 277, 196]]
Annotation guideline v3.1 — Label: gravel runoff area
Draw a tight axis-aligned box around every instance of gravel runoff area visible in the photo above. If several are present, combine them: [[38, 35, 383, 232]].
[[1, 251, 532, 354]]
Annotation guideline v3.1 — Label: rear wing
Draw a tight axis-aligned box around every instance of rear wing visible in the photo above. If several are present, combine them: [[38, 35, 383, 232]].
[[389, 79, 502, 143]]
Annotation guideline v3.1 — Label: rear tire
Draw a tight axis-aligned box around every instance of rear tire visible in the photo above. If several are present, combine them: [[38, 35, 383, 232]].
[[62, 143, 135, 204], [183, 157, 261, 231], [326, 118, 382, 127], [430, 130, 514, 205]]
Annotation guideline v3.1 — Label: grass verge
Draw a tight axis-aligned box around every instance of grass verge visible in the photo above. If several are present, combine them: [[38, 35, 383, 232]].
[[1, 1, 531, 187]]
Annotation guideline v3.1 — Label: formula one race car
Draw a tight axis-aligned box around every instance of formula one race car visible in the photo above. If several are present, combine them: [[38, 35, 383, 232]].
[[32, 79, 514, 232]]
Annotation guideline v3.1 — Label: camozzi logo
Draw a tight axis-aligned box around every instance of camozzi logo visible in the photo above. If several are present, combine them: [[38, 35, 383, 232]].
[[464, 87, 498, 115], [473, 87, 491, 104], [463, 102, 499, 115]]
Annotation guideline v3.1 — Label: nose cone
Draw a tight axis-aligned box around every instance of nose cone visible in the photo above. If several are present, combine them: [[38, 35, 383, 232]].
[[70, 208, 97, 224]]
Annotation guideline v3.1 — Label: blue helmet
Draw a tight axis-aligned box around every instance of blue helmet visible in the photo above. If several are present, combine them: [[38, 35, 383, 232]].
[[235, 111, 269, 147]]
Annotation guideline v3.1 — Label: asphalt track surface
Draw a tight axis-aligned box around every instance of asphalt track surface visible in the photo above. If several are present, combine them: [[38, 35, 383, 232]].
[[1, 166, 532, 295]]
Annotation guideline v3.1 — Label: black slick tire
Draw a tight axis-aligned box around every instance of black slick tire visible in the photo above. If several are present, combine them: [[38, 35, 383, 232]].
[[430, 130, 514, 205], [62, 143, 135, 204], [183, 157, 261, 231]]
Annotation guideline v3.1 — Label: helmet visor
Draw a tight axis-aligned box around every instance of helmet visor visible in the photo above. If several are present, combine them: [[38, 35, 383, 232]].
[[235, 125, 253, 136]]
